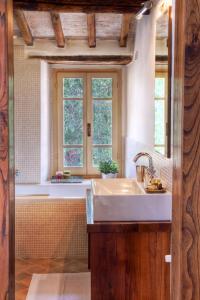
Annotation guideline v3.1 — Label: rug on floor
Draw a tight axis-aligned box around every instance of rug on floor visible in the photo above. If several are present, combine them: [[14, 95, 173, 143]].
[[26, 273, 91, 300]]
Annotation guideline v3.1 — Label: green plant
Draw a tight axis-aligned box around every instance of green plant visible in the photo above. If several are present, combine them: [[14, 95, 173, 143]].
[[98, 159, 119, 174]]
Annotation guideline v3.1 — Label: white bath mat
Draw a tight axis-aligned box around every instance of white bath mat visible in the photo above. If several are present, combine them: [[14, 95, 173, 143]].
[[26, 273, 91, 300]]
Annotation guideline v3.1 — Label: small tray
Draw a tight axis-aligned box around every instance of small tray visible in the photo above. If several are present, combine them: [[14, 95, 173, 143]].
[[51, 176, 83, 184], [145, 188, 167, 194]]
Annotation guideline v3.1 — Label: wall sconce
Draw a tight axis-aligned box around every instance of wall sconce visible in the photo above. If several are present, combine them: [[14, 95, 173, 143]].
[[165, 0, 172, 6], [158, 0, 172, 17], [135, 1, 153, 20], [162, 0, 172, 9]]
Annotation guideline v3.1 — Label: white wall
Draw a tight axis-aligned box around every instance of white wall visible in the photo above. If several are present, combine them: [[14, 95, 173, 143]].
[[125, 9, 157, 179], [127, 13, 156, 146], [40, 61, 51, 183], [125, 2, 173, 190], [23, 38, 133, 57]]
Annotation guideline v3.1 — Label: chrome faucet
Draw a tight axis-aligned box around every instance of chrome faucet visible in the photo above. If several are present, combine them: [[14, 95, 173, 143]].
[[133, 152, 156, 180]]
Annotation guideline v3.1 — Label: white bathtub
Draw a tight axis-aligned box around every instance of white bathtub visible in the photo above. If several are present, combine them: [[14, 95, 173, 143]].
[[15, 180, 91, 198]]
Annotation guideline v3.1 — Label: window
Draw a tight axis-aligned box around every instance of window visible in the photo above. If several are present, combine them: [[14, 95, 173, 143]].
[[154, 71, 168, 156], [55, 71, 121, 175]]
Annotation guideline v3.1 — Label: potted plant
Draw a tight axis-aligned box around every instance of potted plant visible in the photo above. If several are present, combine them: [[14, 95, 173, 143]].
[[98, 159, 119, 179]]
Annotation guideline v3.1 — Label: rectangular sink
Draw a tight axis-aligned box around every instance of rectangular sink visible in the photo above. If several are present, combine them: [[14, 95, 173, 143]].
[[92, 179, 172, 222], [92, 178, 144, 196]]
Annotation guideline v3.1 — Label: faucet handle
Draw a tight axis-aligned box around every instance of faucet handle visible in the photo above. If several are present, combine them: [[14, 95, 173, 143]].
[[146, 166, 156, 179]]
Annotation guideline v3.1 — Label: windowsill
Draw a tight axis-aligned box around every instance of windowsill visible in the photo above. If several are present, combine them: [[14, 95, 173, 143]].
[[42, 179, 91, 187]]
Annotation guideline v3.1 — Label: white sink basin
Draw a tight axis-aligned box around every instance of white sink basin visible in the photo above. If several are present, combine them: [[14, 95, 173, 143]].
[[92, 179, 172, 221]]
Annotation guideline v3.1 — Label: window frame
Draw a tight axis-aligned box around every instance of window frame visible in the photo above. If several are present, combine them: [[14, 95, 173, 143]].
[[57, 72, 87, 175], [52, 69, 122, 177], [86, 72, 119, 174], [154, 69, 168, 156]]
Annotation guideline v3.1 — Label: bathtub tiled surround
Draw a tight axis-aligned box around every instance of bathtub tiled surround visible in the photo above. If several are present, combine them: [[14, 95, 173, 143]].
[[15, 198, 88, 258], [15, 181, 91, 198]]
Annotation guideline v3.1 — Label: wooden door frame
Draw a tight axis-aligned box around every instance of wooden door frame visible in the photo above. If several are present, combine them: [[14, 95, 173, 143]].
[[1, 0, 200, 299], [0, 0, 15, 299], [171, 0, 200, 299]]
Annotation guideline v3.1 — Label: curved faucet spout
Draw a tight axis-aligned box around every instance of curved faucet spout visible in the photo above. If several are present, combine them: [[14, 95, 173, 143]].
[[133, 152, 156, 179], [133, 152, 152, 163]]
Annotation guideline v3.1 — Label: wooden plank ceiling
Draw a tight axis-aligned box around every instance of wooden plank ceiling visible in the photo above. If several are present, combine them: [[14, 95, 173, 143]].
[[13, 0, 143, 48], [14, 11, 137, 48]]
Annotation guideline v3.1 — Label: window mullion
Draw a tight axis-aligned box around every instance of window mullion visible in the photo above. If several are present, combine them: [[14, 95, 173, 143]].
[[86, 73, 93, 174]]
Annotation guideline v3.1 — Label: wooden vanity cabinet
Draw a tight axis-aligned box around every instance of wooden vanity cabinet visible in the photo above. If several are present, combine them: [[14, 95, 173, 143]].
[[87, 195, 171, 300]]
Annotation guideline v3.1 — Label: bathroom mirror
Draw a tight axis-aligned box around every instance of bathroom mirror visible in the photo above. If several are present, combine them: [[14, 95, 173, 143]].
[[154, 4, 172, 158]]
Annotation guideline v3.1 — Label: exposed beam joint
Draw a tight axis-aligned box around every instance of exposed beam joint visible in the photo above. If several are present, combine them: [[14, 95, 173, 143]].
[[50, 12, 65, 48], [27, 55, 133, 65], [87, 14, 96, 48], [120, 13, 133, 47], [14, 9, 33, 46]]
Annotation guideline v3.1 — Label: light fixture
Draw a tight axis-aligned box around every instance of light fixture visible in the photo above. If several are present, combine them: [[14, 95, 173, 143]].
[[135, 1, 153, 20], [163, 0, 172, 7], [159, 0, 172, 16]]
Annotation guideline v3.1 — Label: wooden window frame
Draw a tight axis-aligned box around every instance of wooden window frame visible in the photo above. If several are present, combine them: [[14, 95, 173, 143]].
[[57, 72, 87, 175], [154, 69, 168, 156], [52, 69, 122, 177]]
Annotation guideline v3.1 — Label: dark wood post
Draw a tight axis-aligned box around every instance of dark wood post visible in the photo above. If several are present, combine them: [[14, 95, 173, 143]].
[[0, 0, 15, 299], [172, 0, 200, 299]]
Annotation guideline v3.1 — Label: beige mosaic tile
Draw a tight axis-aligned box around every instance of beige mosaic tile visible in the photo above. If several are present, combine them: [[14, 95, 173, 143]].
[[15, 198, 88, 259]]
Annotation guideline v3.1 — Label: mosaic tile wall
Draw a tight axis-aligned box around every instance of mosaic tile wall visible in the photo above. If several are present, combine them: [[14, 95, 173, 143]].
[[14, 45, 41, 183], [15, 198, 88, 259], [150, 150, 172, 192]]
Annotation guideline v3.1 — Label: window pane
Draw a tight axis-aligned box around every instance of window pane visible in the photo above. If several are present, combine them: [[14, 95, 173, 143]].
[[92, 147, 112, 167], [64, 148, 83, 167], [63, 100, 83, 145], [63, 78, 83, 98], [155, 78, 165, 98], [155, 100, 165, 145], [92, 78, 112, 98], [155, 146, 165, 155], [93, 100, 112, 145]]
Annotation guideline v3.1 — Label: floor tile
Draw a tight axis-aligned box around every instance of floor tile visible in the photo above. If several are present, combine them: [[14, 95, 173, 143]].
[[15, 257, 88, 300]]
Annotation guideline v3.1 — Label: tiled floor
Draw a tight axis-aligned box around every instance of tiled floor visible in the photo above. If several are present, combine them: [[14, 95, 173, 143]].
[[15, 258, 88, 300]]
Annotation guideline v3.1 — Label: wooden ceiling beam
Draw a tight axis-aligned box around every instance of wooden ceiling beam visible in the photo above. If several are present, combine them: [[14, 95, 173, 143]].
[[13, 0, 144, 13], [156, 55, 168, 62], [87, 14, 96, 48], [50, 12, 65, 48], [28, 55, 133, 65], [120, 13, 133, 47], [14, 9, 33, 46]]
